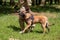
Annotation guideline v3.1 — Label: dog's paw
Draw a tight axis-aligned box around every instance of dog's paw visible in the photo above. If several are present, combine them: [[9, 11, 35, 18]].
[[19, 31, 24, 34]]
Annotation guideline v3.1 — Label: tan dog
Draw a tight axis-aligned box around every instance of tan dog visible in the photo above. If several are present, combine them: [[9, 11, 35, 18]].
[[19, 12, 50, 34]]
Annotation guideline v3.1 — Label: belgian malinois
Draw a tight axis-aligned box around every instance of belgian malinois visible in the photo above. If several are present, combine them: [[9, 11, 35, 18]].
[[19, 11, 50, 34]]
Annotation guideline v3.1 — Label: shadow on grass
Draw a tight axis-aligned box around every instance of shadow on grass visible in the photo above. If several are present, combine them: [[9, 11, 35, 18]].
[[7, 25, 43, 33], [31, 6, 60, 13], [7, 25, 21, 32], [33, 30, 43, 34], [7, 25, 49, 34]]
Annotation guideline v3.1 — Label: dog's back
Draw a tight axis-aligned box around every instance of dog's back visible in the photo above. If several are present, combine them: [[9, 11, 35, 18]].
[[33, 15, 48, 24]]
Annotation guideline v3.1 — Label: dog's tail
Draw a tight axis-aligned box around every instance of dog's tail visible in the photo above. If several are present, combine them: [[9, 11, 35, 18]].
[[46, 21, 55, 26]]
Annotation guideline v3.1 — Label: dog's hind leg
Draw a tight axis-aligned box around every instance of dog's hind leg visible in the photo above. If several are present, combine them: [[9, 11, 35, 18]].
[[46, 22, 50, 32], [42, 23, 47, 34]]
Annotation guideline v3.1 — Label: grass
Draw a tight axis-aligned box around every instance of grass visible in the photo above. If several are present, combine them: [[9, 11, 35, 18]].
[[0, 5, 60, 40], [0, 12, 60, 40]]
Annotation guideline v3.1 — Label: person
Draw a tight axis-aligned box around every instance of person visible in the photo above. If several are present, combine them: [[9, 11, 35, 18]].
[[19, 0, 33, 31], [20, 0, 32, 13]]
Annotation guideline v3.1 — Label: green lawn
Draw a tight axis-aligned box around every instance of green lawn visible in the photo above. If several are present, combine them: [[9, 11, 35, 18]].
[[0, 12, 60, 40], [0, 5, 60, 40]]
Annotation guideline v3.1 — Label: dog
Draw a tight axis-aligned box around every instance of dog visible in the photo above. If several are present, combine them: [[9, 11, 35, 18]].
[[19, 11, 50, 34]]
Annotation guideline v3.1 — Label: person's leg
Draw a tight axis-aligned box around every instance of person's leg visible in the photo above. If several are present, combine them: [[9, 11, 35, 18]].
[[19, 17, 25, 31]]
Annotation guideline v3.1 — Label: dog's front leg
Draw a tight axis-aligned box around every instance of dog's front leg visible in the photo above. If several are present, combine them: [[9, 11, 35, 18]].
[[19, 20, 32, 34], [42, 23, 46, 34]]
